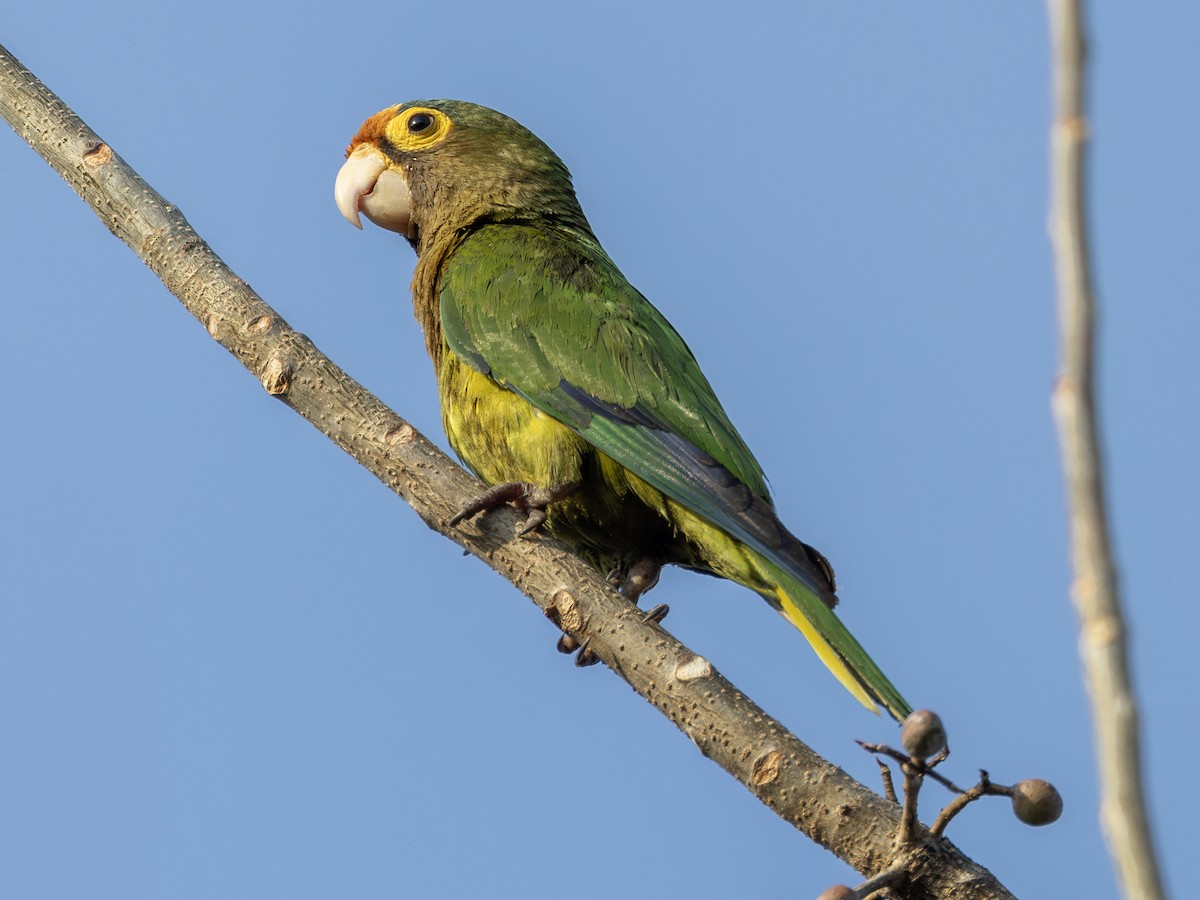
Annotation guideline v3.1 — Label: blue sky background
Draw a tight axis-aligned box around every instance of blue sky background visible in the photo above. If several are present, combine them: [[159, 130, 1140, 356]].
[[2, 4, 1196, 898]]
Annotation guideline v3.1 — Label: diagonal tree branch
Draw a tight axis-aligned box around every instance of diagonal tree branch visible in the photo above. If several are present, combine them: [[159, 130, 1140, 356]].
[[1, 43, 1012, 899], [1045, 4, 1165, 899]]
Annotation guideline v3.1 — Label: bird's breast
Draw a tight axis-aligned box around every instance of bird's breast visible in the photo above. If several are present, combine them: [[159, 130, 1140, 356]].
[[438, 349, 584, 489]]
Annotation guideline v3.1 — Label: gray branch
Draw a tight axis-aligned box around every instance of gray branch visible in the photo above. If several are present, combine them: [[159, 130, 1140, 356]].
[[1, 42, 1012, 900], [1045, 3, 1166, 898]]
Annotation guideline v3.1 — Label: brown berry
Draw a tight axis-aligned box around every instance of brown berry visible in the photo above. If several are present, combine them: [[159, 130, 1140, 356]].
[[815, 886, 857, 900], [900, 709, 947, 759], [1010, 779, 1063, 825]]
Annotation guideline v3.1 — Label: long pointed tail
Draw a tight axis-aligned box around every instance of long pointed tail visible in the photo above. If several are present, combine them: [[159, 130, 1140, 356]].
[[762, 559, 912, 721]]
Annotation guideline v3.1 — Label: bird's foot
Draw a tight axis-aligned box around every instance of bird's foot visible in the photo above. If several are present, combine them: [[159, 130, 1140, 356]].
[[560, 557, 665, 667], [449, 480, 578, 537], [556, 634, 600, 667], [619, 557, 663, 605]]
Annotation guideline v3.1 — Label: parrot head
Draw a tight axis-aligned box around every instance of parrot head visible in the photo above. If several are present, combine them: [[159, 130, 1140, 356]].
[[334, 100, 589, 248]]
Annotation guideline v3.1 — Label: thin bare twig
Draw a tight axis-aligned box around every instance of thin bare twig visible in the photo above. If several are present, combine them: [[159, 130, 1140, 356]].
[[0, 42, 1014, 899], [875, 759, 899, 805], [1045, 4, 1166, 898], [930, 772, 1005, 838], [856, 742, 966, 795], [899, 765, 923, 844]]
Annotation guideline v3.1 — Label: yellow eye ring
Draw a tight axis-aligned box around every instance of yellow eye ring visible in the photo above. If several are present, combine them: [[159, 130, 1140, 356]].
[[388, 107, 453, 151]]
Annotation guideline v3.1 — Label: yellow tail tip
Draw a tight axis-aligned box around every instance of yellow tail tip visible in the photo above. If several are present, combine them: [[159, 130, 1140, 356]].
[[774, 587, 881, 715]]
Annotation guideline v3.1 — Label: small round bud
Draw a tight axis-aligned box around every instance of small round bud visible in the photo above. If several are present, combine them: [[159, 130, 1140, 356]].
[[815, 886, 857, 900], [900, 709, 947, 759], [1010, 779, 1063, 826]]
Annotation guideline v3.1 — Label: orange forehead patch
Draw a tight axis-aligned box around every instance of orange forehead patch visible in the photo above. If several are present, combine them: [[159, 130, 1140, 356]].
[[345, 105, 401, 158]]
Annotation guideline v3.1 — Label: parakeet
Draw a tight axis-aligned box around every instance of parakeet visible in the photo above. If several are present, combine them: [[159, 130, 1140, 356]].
[[334, 100, 911, 720]]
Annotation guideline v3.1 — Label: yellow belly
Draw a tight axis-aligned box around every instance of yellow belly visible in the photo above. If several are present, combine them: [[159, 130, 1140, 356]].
[[439, 351, 585, 489]]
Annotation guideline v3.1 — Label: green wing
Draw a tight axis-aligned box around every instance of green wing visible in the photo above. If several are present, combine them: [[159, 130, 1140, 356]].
[[440, 222, 836, 603]]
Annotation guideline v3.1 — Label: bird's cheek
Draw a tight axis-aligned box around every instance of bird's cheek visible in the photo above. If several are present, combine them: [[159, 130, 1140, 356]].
[[333, 145, 414, 237]]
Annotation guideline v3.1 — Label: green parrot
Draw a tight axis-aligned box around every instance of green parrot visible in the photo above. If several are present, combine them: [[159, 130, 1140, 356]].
[[334, 100, 911, 720]]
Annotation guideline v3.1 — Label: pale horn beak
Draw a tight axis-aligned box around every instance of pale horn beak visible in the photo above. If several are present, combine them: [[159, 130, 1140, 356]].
[[334, 144, 414, 237]]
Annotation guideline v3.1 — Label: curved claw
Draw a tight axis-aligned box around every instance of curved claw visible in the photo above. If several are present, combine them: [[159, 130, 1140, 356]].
[[573, 637, 599, 667], [449, 481, 579, 536], [517, 507, 548, 537], [557, 634, 581, 655], [619, 557, 662, 604], [449, 482, 530, 527], [641, 603, 670, 624]]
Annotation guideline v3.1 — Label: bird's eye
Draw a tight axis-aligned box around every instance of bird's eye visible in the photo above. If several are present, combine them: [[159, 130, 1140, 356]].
[[388, 106, 452, 150]]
